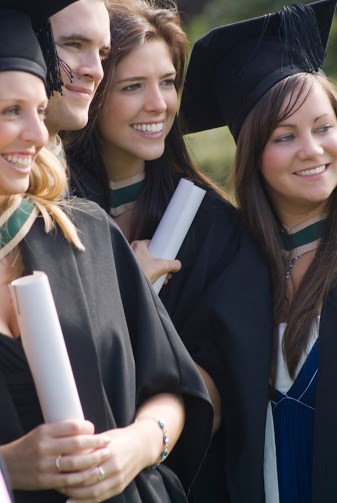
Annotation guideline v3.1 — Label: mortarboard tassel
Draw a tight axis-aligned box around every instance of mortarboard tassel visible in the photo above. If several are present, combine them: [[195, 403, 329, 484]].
[[280, 4, 326, 73], [35, 19, 73, 97], [151, 0, 177, 12]]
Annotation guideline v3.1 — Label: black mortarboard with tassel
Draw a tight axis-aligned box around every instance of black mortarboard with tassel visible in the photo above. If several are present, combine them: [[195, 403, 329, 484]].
[[0, 0, 77, 97], [180, 0, 337, 142]]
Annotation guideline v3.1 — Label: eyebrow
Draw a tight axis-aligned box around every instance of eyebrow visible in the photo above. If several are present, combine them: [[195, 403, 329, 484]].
[[277, 113, 333, 128], [57, 34, 111, 52], [0, 98, 48, 104], [116, 71, 176, 85], [0, 101, 48, 112]]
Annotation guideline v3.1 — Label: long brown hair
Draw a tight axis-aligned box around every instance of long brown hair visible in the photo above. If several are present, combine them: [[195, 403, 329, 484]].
[[234, 72, 337, 378], [62, 0, 226, 241]]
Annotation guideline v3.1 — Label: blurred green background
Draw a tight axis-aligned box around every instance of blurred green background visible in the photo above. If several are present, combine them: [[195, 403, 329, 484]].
[[177, 0, 337, 194]]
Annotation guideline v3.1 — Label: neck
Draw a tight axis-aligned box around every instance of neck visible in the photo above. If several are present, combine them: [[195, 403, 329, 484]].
[[0, 196, 8, 210], [100, 143, 145, 182], [0, 195, 18, 212], [275, 200, 329, 229], [46, 133, 59, 152], [281, 211, 327, 232]]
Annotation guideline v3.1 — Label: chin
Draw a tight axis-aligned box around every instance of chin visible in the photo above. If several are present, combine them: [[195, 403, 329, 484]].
[[66, 116, 89, 131], [310, 192, 335, 203], [76, 116, 89, 129], [3, 182, 29, 196], [143, 148, 165, 161]]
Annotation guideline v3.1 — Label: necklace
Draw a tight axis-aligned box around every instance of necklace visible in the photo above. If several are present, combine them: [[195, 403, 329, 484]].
[[285, 254, 303, 280], [280, 214, 329, 280]]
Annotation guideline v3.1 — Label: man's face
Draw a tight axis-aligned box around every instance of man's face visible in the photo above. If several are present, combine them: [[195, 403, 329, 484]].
[[46, 0, 110, 137]]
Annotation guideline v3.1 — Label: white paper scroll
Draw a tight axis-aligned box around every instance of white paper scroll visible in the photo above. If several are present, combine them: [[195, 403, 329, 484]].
[[0, 471, 12, 503], [148, 178, 206, 294], [9, 271, 84, 423]]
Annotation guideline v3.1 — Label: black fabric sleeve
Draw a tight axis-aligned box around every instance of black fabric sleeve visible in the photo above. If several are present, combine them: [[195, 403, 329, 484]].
[[104, 215, 214, 493]]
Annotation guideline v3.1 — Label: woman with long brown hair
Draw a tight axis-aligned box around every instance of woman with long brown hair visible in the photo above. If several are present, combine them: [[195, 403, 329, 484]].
[[63, 1, 272, 501], [181, 0, 337, 501]]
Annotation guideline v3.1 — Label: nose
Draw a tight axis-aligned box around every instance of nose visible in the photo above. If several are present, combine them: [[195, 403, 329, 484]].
[[144, 85, 167, 114], [297, 133, 324, 160], [21, 113, 48, 148], [76, 51, 104, 83]]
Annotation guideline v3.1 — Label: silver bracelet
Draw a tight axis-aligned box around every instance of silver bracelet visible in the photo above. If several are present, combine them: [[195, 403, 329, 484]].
[[135, 417, 169, 466]]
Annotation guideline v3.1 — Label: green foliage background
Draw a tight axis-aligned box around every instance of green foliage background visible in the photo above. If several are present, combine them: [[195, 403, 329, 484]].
[[181, 0, 337, 195]]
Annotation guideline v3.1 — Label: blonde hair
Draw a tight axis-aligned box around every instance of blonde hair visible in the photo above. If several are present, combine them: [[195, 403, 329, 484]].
[[3, 148, 84, 282], [28, 147, 84, 250]]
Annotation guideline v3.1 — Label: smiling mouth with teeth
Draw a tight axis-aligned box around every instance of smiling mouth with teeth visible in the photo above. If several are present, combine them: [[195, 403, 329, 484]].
[[295, 165, 327, 176], [132, 123, 164, 133], [2, 154, 32, 168]]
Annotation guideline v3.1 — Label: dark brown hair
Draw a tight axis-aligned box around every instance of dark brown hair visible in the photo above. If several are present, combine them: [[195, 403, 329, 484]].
[[234, 72, 337, 378], [62, 0, 226, 241]]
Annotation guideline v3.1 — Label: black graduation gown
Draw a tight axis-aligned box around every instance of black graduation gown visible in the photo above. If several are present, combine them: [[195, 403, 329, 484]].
[[186, 284, 337, 503], [312, 289, 337, 502], [157, 192, 273, 502], [0, 201, 213, 503], [163, 190, 337, 502], [160, 191, 337, 502], [70, 169, 274, 502], [69, 170, 337, 501]]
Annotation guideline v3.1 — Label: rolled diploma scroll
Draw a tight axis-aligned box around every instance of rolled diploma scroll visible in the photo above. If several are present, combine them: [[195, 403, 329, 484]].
[[148, 179, 206, 294], [0, 472, 12, 503], [9, 271, 84, 422]]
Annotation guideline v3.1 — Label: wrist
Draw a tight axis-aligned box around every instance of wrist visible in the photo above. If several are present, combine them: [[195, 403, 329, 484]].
[[134, 417, 169, 467]]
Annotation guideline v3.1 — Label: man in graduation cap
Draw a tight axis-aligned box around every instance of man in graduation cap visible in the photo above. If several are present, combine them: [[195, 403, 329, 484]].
[[180, 1, 337, 502], [46, 0, 111, 159], [0, 0, 78, 97], [0, 0, 111, 164]]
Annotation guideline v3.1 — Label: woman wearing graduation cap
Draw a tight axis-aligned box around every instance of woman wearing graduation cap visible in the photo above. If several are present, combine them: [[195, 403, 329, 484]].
[[181, 0, 337, 502], [0, 2, 214, 502], [62, 2, 272, 500]]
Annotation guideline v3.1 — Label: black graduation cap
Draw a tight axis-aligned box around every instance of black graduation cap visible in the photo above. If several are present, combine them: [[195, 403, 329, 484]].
[[180, 0, 337, 142], [0, 0, 77, 96]]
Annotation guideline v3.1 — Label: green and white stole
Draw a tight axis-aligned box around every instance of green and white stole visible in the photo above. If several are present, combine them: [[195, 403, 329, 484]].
[[0, 196, 38, 260], [109, 172, 145, 217], [280, 214, 329, 260]]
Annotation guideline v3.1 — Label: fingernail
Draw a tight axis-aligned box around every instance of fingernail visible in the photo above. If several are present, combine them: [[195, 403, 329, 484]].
[[101, 447, 111, 457], [102, 435, 112, 444]]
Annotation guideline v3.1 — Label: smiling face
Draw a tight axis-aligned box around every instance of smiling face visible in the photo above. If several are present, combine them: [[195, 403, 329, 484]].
[[97, 38, 178, 181], [46, 0, 111, 140], [0, 72, 48, 200], [261, 81, 337, 222]]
